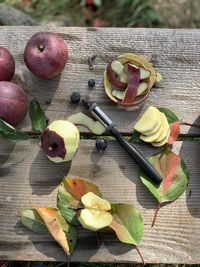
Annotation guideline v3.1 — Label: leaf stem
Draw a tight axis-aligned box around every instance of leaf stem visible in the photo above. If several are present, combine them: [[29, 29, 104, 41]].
[[96, 231, 100, 249], [136, 246, 145, 265], [151, 202, 161, 227], [180, 122, 200, 129], [67, 255, 70, 267]]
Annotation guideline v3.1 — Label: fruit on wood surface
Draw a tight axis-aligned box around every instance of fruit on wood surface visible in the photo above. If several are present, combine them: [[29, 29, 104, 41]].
[[68, 112, 106, 135], [78, 192, 112, 231], [133, 106, 170, 147], [41, 120, 79, 163], [104, 53, 162, 110], [0, 81, 28, 126], [24, 32, 68, 79], [0, 47, 15, 81]]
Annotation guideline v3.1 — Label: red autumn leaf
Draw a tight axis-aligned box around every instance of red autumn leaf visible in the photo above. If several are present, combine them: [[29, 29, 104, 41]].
[[168, 121, 180, 145], [122, 64, 140, 104], [140, 149, 189, 226]]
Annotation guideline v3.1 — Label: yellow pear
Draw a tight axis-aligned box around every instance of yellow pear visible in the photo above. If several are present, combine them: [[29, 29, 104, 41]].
[[133, 106, 161, 135]]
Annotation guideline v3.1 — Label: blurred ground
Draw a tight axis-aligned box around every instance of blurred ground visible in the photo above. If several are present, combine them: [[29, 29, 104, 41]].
[[0, 0, 200, 28]]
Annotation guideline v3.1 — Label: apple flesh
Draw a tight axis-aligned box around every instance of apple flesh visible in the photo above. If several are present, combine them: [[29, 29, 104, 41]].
[[67, 112, 106, 135], [41, 120, 79, 163], [24, 32, 68, 79], [0, 81, 28, 126], [78, 192, 112, 231], [0, 47, 15, 81]]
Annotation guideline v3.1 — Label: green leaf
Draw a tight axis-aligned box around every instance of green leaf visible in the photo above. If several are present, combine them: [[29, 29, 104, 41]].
[[158, 107, 179, 124], [140, 149, 189, 203], [130, 130, 144, 144], [29, 99, 47, 132], [35, 207, 77, 255], [21, 209, 48, 234], [0, 119, 30, 141], [109, 203, 143, 246]]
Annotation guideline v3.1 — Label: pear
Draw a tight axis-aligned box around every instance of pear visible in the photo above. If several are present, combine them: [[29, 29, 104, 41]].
[[134, 106, 161, 135]]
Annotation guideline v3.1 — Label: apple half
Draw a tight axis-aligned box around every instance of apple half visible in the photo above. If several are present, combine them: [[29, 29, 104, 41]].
[[78, 192, 113, 231], [104, 53, 162, 110]]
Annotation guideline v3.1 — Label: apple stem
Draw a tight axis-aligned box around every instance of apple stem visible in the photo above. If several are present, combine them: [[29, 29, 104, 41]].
[[136, 246, 145, 265], [180, 121, 200, 129], [151, 202, 161, 227]]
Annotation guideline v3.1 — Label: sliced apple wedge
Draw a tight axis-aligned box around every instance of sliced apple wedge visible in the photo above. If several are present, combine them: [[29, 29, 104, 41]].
[[106, 62, 127, 90], [111, 60, 124, 74], [81, 192, 111, 211], [137, 82, 147, 96], [140, 68, 150, 79], [68, 112, 106, 135], [152, 128, 170, 147], [153, 112, 170, 142], [78, 208, 113, 231], [133, 106, 161, 135], [140, 123, 164, 143]]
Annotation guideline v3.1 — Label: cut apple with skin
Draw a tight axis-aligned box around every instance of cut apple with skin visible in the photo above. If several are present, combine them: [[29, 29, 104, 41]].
[[81, 192, 111, 211], [134, 106, 161, 135], [78, 208, 113, 231], [106, 62, 127, 90], [112, 82, 148, 100], [68, 112, 106, 135]]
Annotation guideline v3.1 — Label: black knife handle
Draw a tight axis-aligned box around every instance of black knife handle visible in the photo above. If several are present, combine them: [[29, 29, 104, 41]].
[[109, 127, 162, 184]]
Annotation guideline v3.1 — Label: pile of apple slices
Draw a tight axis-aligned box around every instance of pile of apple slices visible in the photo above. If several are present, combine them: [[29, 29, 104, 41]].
[[104, 53, 162, 110], [133, 106, 170, 147]]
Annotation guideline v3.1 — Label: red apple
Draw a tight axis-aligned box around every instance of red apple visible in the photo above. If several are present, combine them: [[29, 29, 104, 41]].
[[0, 47, 15, 81], [0, 81, 28, 126], [24, 32, 68, 79]]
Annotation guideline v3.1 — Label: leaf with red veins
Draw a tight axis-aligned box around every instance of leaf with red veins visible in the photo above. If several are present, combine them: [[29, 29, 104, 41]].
[[122, 64, 140, 104], [168, 121, 180, 145], [140, 149, 189, 226]]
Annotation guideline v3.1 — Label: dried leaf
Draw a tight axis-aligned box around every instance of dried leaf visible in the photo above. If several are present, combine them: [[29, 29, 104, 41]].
[[35, 207, 77, 255], [21, 209, 48, 234], [29, 99, 47, 132], [109, 204, 143, 246], [140, 149, 189, 226]]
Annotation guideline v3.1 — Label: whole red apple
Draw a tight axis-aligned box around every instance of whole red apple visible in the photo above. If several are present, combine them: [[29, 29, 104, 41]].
[[24, 32, 68, 79], [0, 81, 28, 126], [0, 47, 15, 81]]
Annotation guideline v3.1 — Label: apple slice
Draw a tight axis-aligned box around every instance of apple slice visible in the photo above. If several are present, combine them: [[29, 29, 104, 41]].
[[81, 192, 111, 211], [106, 62, 127, 90], [78, 208, 113, 231], [111, 60, 124, 74], [137, 82, 148, 96], [122, 64, 140, 104], [152, 128, 170, 147], [68, 112, 106, 135], [119, 72, 128, 83], [133, 106, 161, 135], [140, 123, 164, 143], [140, 68, 150, 79], [153, 112, 170, 142]]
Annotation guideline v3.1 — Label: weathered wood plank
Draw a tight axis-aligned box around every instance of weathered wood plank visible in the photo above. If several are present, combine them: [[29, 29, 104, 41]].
[[0, 27, 199, 134], [0, 139, 199, 263]]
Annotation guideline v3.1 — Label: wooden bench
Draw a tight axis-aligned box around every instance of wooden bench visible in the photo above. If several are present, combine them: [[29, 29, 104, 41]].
[[0, 27, 200, 264]]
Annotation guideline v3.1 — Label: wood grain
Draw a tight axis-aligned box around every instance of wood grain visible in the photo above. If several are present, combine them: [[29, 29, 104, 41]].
[[0, 27, 200, 263], [0, 139, 199, 263], [0, 27, 199, 135]]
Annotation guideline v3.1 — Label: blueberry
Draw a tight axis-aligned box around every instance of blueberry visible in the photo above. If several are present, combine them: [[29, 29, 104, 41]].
[[70, 92, 81, 103], [96, 139, 107, 151], [88, 79, 96, 88]]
